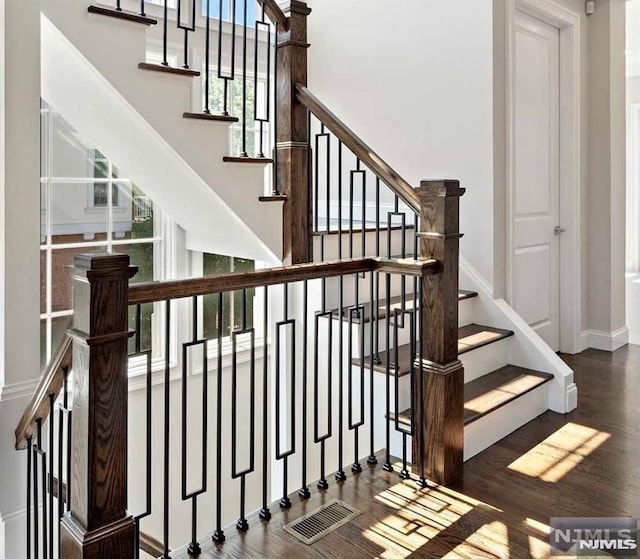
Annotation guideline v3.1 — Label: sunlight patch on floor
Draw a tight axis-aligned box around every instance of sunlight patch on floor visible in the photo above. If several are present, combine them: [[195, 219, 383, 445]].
[[507, 422, 610, 482], [361, 478, 549, 558]]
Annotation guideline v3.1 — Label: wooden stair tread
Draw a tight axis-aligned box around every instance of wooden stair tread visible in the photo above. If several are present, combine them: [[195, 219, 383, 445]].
[[183, 112, 239, 123], [88, 5, 158, 25], [352, 323, 513, 375], [393, 365, 553, 427], [138, 62, 200, 77], [223, 156, 274, 164], [259, 195, 287, 202]]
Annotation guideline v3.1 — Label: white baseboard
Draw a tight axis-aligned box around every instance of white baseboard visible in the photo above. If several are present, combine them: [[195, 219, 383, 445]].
[[580, 327, 629, 352]]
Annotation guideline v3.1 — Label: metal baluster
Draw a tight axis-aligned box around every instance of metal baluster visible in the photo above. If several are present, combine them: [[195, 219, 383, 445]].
[[130, 304, 153, 559], [314, 279, 333, 491], [162, 301, 171, 558], [259, 286, 271, 520], [241, 0, 249, 156], [212, 293, 226, 543], [140, 0, 146, 17], [383, 274, 393, 472], [393, 308, 414, 480], [57, 369, 69, 558], [48, 395, 54, 559], [182, 296, 208, 555], [254, 4, 271, 157], [367, 270, 378, 466], [218, 0, 237, 117], [204, 0, 212, 113], [162, 0, 169, 66], [231, 289, 256, 530], [276, 284, 296, 508], [116, 0, 122, 11], [336, 271, 346, 482], [272, 37, 280, 193], [348, 300, 365, 473], [338, 140, 343, 255], [416, 279, 428, 488], [299, 280, 311, 499], [176, 0, 196, 70], [26, 437, 32, 559]]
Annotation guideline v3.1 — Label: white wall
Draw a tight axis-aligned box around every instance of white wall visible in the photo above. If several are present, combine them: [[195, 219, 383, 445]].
[[0, 1, 41, 557], [307, 0, 495, 288]]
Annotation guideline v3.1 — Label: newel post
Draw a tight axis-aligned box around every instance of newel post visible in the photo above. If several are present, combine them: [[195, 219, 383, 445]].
[[60, 253, 138, 559], [413, 180, 465, 485], [276, 0, 312, 264]]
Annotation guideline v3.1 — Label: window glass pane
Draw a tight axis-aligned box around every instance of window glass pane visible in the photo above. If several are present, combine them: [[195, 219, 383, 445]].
[[202, 254, 255, 339], [115, 183, 156, 241], [40, 315, 73, 371], [118, 242, 155, 284], [50, 181, 109, 245], [50, 249, 76, 313], [203, 0, 256, 25]]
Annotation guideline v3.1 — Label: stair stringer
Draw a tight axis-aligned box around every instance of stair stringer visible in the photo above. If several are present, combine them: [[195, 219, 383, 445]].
[[40, 6, 282, 262], [460, 255, 578, 414]]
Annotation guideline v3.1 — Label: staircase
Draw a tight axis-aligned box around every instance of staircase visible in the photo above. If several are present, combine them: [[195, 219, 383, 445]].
[[14, 1, 578, 558]]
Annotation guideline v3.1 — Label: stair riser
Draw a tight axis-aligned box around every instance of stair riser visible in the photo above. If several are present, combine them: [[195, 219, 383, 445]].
[[385, 383, 550, 463], [460, 337, 512, 382], [463, 383, 550, 460]]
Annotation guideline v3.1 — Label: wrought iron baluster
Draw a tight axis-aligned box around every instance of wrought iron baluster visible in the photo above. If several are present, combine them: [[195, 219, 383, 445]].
[[217, 0, 237, 117], [162, 301, 171, 558], [299, 280, 311, 499], [241, 0, 249, 156], [259, 286, 271, 520], [336, 273, 345, 482], [162, 0, 169, 66], [254, 5, 272, 158], [231, 289, 256, 531], [383, 274, 393, 472], [176, 0, 197, 70], [48, 395, 54, 559], [212, 293, 225, 543], [275, 284, 296, 508], [181, 296, 209, 555], [314, 304, 333, 490], [26, 437, 32, 559]]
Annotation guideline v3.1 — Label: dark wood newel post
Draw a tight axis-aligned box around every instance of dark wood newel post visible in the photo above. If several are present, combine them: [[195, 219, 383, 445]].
[[276, 0, 312, 264], [413, 180, 465, 485], [61, 253, 138, 559]]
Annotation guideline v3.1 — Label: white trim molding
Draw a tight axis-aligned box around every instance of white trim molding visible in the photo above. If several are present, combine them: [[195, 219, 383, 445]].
[[0, 378, 39, 402], [503, 0, 583, 354], [580, 327, 630, 352]]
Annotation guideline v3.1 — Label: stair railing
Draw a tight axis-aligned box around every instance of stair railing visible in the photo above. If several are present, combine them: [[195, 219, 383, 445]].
[[15, 178, 463, 557]]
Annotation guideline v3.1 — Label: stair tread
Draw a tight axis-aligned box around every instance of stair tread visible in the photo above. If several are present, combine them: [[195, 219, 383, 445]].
[[352, 323, 514, 375], [183, 112, 239, 123], [332, 290, 478, 324], [223, 156, 274, 164], [138, 62, 200, 77], [259, 195, 287, 202], [393, 365, 554, 427], [88, 5, 158, 25]]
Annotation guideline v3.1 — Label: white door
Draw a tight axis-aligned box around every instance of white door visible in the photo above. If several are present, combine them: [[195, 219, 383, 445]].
[[511, 11, 561, 351]]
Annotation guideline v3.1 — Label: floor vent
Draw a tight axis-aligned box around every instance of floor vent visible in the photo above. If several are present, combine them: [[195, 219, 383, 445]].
[[283, 499, 361, 545]]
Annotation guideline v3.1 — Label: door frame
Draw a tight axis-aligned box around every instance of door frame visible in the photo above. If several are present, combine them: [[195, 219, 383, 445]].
[[503, 0, 582, 354]]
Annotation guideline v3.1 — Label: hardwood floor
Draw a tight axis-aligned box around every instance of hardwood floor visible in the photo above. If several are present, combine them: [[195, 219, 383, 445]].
[[176, 347, 640, 558]]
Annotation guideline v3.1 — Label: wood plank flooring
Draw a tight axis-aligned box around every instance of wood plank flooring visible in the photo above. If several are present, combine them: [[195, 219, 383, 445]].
[[175, 347, 640, 558]]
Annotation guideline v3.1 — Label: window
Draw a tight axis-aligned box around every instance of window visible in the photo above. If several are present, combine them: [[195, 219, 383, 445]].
[[40, 102, 162, 369], [204, 72, 270, 157], [202, 253, 255, 339], [203, 0, 256, 26]]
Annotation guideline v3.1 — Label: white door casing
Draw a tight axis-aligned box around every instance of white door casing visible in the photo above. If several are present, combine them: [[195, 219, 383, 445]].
[[510, 10, 561, 351]]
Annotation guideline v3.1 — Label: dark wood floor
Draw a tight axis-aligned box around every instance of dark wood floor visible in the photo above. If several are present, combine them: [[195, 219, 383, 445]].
[[189, 347, 640, 559]]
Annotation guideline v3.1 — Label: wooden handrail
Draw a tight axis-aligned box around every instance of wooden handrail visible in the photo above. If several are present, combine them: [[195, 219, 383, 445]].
[[295, 84, 421, 215], [256, 0, 289, 30], [128, 257, 439, 305], [15, 335, 72, 450]]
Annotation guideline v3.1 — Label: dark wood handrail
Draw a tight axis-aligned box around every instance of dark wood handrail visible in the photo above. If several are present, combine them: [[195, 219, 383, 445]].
[[15, 335, 72, 450], [128, 257, 439, 305], [295, 84, 421, 215], [256, 0, 289, 30]]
